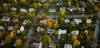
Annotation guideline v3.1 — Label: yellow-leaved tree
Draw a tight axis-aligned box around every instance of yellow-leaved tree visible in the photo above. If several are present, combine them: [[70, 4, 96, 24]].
[[74, 40, 80, 47], [72, 35, 77, 42], [70, 21, 75, 26], [16, 39, 22, 46], [53, 21, 58, 29], [46, 21, 52, 28], [48, 37, 52, 43]]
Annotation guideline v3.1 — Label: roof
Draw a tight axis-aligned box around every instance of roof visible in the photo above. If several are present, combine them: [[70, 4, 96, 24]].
[[39, 20, 47, 25], [64, 44, 72, 48], [60, 7, 66, 11], [47, 28, 55, 34], [10, 7, 17, 11], [23, 19, 27, 25], [67, 6, 77, 11], [8, 26, 13, 30], [0, 26, 4, 30], [47, 43, 56, 48], [74, 19, 82, 25], [37, 27, 44, 32], [41, 0, 46, 3], [48, 9, 56, 12], [12, 17, 18, 22], [33, 42, 43, 48], [64, 19, 70, 23], [3, 3, 8, 7], [2, 16, 10, 21], [17, 30, 21, 33], [71, 30, 79, 35], [80, 8, 85, 11], [20, 26, 24, 32], [29, 8, 35, 12], [86, 19, 92, 23], [20, 8, 27, 13], [58, 29, 67, 35]]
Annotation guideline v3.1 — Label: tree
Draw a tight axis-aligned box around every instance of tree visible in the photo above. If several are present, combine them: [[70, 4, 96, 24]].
[[5, 35, 12, 44], [54, 30, 58, 37], [72, 35, 77, 42], [46, 21, 52, 28], [0, 32, 2, 39], [19, 12, 24, 16], [86, 23, 91, 27], [60, 10, 66, 17], [37, 15, 42, 20], [16, 39, 22, 46], [70, 21, 75, 26], [41, 13, 45, 17], [60, 17, 64, 24], [14, 24, 19, 30], [27, 11, 35, 17], [9, 11, 16, 17], [93, 6, 99, 13], [48, 37, 52, 43], [21, 0, 25, 2], [38, 3, 41, 9], [26, 19, 32, 25], [43, 3, 48, 9], [9, 31, 15, 38], [53, 21, 58, 29], [77, 7, 81, 14], [68, 2, 71, 6], [42, 34, 49, 43], [74, 40, 80, 47], [33, 3, 37, 9]]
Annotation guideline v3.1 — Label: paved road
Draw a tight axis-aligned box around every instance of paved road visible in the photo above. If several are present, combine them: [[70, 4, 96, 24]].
[[23, 9, 44, 48], [91, 12, 100, 48], [45, 15, 90, 18]]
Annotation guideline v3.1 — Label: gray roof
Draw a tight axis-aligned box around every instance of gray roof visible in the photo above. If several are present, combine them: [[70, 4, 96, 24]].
[[8, 26, 13, 30], [0, 26, 4, 30], [47, 28, 55, 34], [48, 9, 56, 12]]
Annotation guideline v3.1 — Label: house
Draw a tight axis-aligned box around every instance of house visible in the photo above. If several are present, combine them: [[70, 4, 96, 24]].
[[39, 20, 47, 25], [12, 17, 18, 22], [71, 30, 79, 35], [86, 19, 92, 23], [29, 8, 35, 12], [58, 29, 67, 39], [84, 30, 88, 36], [79, 1, 85, 7], [60, 7, 66, 11], [2, 16, 10, 22], [47, 28, 55, 34], [57, 1, 63, 5], [17, 30, 21, 33], [74, 19, 82, 25], [20, 26, 24, 32], [64, 44, 72, 48], [64, 19, 70, 24], [37, 27, 44, 32], [47, 43, 56, 48], [0, 26, 5, 30], [8, 26, 13, 31], [33, 42, 43, 48], [23, 19, 27, 25], [10, 7, 17, 11], [67, 6, 77, 12], [80, 8, 85, 12], [3, 3, 7, 7], [0, 40, 5, 46], [41, 0, 46, 3], [48, 9, 56, 13], [20, 8, 27, 13]]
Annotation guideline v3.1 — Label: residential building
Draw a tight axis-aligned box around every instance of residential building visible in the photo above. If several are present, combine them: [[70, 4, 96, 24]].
[[0, 26, 5, 30], [64, 19, 70, 24], [23, 19, 27, 25], [37, 27, 44, 32], [58, 29, 67, 39], [71, 30, 79, 35], [29, 8, 35, 12], [47, 28, 55, 34], [80, 8, 85, 12], [3, 3, 8, 7], [2, 16, 10, 22], [10, 7, 17, 11], [48, 9, 56, 13], [67, 6, 77, 12], [17, 30, 21, 33], [47, 43, 56, 48], [20, 8, 27, 13], [12, 17, 18, 22], [60, 7, 66, 11], [64, 44, 72, 48], [33, 42, 43, 48], [20, 26, 24, 32], [84, 30, 88, 36], [41, 0, 46, 3], [57, 1, 63, 5], [86, 19, 92, 23], [74, 19, 82, 25], [39, 20, 47, 25], [8, 26, 13, 31]]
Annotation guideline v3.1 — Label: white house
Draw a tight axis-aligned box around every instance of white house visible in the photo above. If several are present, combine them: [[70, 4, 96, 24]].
[[2, 16, 10, 22], [60, 7, 66, 11], [17, 30, 21, 33], [58, 29, 67, 39], [86, 19, 92, 23], [47, 43, 56, 48], [64, 44, 72, 48], [10, 7, 17, 11], [48, 9, 56, 13], [33, 42, 43, 48], [29, 8, 35, 12], [64, 19, 70, 24], [3, 3, 8, 7], [41, 0, 46, 3], [0, 26, 5, 30], [20, 8, 27, 13], [47, 28, 55, 34], [8, 26, 13, 31], [71, 30, 79, 35], [20, 26, 24, 32], [23, 19, 27, 25], [37, 27, 44, 32], [74, 19, 82, 25], [39, 20, 47, 25], [67, 6, 77, 12], [80, 8, 85, 12], [12, 17, 18, 22]]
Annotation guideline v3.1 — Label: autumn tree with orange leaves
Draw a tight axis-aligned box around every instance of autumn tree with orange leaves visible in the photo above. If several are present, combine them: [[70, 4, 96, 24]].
[[16, 39, 22, 46], [70, 21, 75, 26]]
